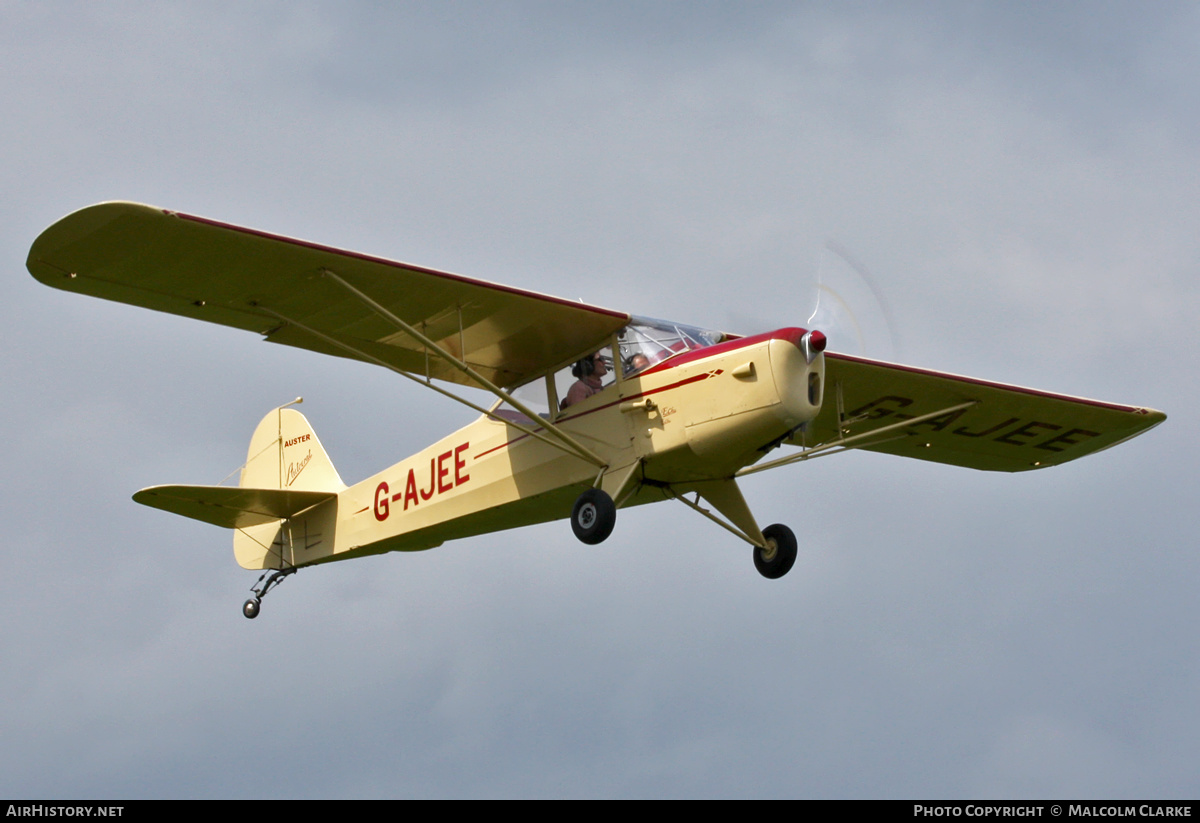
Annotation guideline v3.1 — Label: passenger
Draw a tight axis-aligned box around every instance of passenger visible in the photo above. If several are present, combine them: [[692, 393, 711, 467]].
[[562, 351, 608, 408], [626, 353, 651, 376]]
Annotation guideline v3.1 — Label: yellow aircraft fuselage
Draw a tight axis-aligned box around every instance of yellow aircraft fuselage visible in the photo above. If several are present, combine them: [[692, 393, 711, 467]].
[[235, 328, 824, 571]]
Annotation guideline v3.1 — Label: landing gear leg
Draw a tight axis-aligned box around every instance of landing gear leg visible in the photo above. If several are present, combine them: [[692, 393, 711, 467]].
[[243, 566, 297, 619], [754, 523, 797, 580], [571, 488, 616, 545]]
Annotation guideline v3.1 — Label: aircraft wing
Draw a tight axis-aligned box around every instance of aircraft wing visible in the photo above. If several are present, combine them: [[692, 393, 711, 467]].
[[28, 202, 630, 390], [791, 353, 1165, 472]]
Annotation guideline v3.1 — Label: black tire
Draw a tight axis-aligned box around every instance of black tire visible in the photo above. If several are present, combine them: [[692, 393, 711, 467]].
[[243, 598, 261, 619], [754, 523, 797, 579], [571, 488, 616, 545]]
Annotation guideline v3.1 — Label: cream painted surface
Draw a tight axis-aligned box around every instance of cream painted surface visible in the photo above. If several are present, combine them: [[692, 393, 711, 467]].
[[235, 338, 824, 571], [234, 408, 345, 569]]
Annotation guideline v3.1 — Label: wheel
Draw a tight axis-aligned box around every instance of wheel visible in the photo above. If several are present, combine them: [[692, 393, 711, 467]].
[[243, 598, 261, 619], [754, 523, 797, 579], [571, 488, 616, 544]]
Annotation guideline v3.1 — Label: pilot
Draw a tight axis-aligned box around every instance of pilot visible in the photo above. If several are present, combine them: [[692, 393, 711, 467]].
[[627, 353, 651, 375], [562, 350, 608, 408]]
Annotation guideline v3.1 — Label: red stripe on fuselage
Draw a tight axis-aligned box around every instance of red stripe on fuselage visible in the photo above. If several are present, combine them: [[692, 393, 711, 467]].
[[475, 359, 739, 459], [475, 328, 805, 459], [639, 327, 806, 378]]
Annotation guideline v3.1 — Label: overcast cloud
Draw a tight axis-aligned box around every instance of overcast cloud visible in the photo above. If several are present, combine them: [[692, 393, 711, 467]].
[[2, 2, 1196, 798]]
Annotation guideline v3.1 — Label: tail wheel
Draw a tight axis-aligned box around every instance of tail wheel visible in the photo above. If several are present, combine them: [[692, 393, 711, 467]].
[[571, 488, 616, 544], [241, 566, 296, 619], [754, 523, 797, 579]]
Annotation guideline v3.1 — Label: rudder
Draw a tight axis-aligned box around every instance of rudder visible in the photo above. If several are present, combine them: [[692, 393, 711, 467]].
[[235, 407, 345, 570]]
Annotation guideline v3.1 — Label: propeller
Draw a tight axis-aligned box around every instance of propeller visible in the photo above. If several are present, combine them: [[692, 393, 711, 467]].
[[806, 240, 902, 362]]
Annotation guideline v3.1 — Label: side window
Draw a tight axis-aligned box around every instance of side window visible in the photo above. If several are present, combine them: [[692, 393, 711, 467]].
[[492, 377, 551, 425], [557, 347, 615, 410], [491, 318, 725, 423]]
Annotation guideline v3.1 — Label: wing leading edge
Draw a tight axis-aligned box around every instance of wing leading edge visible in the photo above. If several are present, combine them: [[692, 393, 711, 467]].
[[788, 353, 1165, 472], [27, 202, 630, 390]]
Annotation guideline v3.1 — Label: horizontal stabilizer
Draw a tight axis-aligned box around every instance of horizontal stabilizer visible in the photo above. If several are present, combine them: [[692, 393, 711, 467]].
[[133, 485, 336, 529]]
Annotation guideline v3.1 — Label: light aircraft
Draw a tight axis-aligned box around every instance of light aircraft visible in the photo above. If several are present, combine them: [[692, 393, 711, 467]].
[[28, 202, 1166, 619]]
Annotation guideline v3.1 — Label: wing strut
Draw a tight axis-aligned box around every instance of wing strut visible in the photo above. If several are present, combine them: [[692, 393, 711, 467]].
[[317, 268, 608, 468], [736, 400, 979, 477], [254, 298, 607, 470]]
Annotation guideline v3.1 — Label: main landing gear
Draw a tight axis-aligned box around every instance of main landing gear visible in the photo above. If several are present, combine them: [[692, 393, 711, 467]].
[[660, 484, 799, 580], [242, 566, 297, 619], [753, 523, 797, 580], [571, 488, 616, 544]]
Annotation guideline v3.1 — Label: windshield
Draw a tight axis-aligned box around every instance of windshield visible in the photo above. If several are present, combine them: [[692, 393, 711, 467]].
[[493, 317, 728, 421], [618, 316, 726, 376]]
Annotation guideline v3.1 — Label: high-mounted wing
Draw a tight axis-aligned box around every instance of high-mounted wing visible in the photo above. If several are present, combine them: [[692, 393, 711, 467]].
[[788, 353, 1165, 472], [27, 202, 630, 390]]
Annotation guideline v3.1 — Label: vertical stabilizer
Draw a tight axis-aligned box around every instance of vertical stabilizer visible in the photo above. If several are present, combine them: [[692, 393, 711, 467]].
[[235, 408, 345, 571], [241, 407, 346, 493]]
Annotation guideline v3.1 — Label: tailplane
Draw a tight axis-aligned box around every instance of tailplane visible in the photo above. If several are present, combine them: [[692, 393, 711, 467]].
[[133, 407, 346, 572]]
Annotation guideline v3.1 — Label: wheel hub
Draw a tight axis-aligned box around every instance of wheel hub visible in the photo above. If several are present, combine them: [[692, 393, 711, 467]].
[[760, 538, 778, 563]]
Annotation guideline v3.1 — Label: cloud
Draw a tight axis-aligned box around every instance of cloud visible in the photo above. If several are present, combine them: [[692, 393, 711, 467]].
[[3, 2, 1195, 798]]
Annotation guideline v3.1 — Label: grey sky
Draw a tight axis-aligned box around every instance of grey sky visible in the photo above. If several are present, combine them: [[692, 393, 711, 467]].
[[2, 2, 1196, 798]]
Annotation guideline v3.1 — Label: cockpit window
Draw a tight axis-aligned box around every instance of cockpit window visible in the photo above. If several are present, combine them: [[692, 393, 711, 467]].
[[618, 316, 725, 376], [556, 345, 615, 410], [492, 317, 726, 423]]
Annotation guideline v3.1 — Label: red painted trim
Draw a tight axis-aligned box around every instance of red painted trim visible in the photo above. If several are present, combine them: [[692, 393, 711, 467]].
[[472, 330, 806, 459], [826, 351, 1149, 414], [474, 368, 727, 458], [560, 368, 725, 422], [171, 211, 630, 322], [639, 327, 806, 377], [475, 441, 510, 459]]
